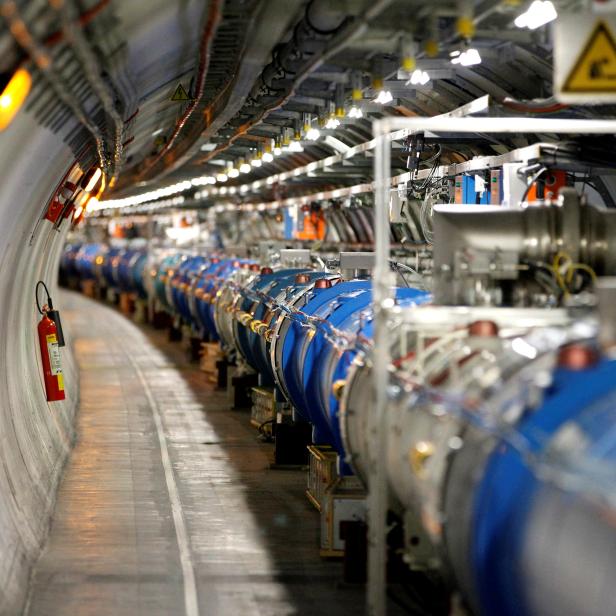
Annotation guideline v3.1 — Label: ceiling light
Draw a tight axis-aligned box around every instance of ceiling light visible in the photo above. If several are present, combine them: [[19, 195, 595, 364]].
[[273, 146, 283, 156], [306, 127, 321, 140], [216, 172, 228, 183], [325, 117, 340, 129], [348, 105, 363, 119], [288, 140, 304, 153], [0, 68, 31, 131], [240, 161, 251, 173], [515, 1, 557, 29], [262, 151, 274, 162], [228, 167, 239, 178], [251, 158, 262, 167], [410, 69, 430, 86], [374, 89, 393, 105], [451, 48, 482, 66]]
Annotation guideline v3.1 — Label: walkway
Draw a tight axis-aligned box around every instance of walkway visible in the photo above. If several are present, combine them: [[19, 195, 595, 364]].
[[26, 291, 366, 616]]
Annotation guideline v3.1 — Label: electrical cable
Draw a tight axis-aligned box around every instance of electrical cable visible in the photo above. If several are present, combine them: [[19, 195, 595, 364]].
[[52, 0, 125, 180], [520, 165, 548, 203], [0, 0, 108, 173], [138, 0, 223, 178]]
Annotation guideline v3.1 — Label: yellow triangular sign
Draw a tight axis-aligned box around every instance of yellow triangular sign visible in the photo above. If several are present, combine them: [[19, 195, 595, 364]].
[[171, 83, 192, 102], [564, 21, 616, 92]]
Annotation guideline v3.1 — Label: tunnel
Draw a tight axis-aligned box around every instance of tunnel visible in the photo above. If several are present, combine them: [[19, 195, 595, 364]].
[[1, 1, 616, 615]]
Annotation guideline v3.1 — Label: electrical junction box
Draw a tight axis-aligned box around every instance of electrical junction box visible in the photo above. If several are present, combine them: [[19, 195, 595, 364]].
[[339, 252, 375, 271], [490, 169, 503, 205], [319, 479, 366, 557], [283, 207, 296, 240], [454, 175, 490, 204], [280, 249, 311, 266], [502, 163, 528, 208], [389, 183, 408, 223]]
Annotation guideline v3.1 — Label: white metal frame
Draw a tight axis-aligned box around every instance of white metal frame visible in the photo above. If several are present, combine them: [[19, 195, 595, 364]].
[[369, 115, 616, 616]]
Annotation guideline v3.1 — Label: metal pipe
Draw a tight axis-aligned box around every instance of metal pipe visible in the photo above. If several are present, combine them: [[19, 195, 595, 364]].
[[198, 0, 395, 168], [53, 0, 125, 180], [369, 121, 395, 616]]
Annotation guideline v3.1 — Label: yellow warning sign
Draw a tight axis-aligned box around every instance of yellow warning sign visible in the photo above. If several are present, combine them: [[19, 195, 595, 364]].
[[563, 21, 616, 92], [170, 83, 192, 102]]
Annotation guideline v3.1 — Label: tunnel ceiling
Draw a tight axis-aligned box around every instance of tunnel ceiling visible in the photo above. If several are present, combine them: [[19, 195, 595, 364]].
[[1, 0, 606, 211]]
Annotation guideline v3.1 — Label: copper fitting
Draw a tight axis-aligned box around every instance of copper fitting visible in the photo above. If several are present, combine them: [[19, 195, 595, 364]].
[[315, 278, 332, 289], [332, 379, 346, 400], [295, 273, 310, 284], [558, 344, 599, 370], [255, 322, 269, 336], [238, 312, 253, 326], [409, 440, 435, 477], [260, 266, 274, 275], [468, 320, 499, 337]]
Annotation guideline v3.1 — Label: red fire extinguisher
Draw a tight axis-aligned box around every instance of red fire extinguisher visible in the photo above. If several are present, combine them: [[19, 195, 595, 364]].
[[36, 281, 65, 402]]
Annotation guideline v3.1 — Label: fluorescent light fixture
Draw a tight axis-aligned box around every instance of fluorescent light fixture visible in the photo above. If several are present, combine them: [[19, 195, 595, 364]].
[[200, 142, 217, 151], [374, 89, 393, 104], [240, 162, 251, 173], [262, 152, 274, 162], [410, 69, 430, 86], [451, 48, 482, 66], [86, 196, 99, 211], [348, 105, 363, 118], [0, 68, 31, 131], [514, 1, 557, 29], [306, 127, 321, 140]]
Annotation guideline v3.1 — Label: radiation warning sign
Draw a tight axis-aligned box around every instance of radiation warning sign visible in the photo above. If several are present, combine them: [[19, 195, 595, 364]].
[[556, 14, 616, 102], [170, 83, 192, 102]]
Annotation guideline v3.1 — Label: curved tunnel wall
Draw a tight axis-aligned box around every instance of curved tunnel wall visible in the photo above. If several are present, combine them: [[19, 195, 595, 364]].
[[0, 113, 79, 614]]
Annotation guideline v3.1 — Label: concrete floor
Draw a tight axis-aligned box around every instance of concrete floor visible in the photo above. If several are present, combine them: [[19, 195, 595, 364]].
[[25, 291, 372, 616]]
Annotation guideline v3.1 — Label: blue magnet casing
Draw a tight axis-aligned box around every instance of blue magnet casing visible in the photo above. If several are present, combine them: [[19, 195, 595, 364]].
[[471, 359, 616, 616]]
